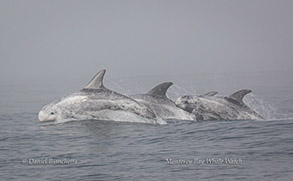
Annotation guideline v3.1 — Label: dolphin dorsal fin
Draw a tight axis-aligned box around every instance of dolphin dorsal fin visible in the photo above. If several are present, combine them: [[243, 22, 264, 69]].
[[147, 82, 173, 97], [202, 91, 218, 97], [84, 69, 106, 89], [229, 89, 252, 102]]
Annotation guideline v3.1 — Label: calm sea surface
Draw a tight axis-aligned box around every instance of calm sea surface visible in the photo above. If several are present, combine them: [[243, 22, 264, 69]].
[[1, 72, 293, 180]]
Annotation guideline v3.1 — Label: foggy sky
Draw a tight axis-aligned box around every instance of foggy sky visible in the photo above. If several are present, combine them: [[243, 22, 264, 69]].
[[0, 0, 292, 85]]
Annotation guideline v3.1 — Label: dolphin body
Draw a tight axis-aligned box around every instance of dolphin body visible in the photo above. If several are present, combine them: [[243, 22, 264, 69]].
[[38, 70, 162, 124], [175, 89, 264, 121], [130, 82, 195, 120]]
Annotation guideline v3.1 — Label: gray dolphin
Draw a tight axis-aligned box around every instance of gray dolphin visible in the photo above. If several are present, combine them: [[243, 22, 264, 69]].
[[38, 70, 161, 124], [175, 89, 264, 121], [131, 82, 195, 120]]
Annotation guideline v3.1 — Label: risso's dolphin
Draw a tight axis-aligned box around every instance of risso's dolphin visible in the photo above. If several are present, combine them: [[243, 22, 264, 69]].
[[175, 89, 264, 121], [38, 70, 162, 124], [131, 82, 195, 120]]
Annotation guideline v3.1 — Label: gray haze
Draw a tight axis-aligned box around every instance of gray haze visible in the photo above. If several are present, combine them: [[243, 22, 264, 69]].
[[0, 0, 292, 85]]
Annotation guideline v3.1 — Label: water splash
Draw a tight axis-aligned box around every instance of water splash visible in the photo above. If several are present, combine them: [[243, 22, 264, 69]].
[[243, 94, 277, 120], [168, 84, 196, 100]]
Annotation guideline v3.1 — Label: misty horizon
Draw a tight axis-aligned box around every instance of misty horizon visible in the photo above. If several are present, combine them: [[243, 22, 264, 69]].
[[1, 0, 293, 85]]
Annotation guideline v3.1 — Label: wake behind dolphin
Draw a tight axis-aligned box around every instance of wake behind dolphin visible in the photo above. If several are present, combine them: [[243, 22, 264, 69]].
[[38, 70, 164, 124], [176, 89, 264, 121], [131, 82, 194, 120]]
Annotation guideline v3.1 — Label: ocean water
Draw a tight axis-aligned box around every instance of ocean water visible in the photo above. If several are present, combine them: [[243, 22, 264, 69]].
[[1, 72, 293, 180]]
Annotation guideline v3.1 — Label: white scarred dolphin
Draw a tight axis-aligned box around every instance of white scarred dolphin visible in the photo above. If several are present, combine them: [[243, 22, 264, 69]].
[[38, 70, 162, 124], [175, 89, 264, 121], [131, 82, 195, 120]]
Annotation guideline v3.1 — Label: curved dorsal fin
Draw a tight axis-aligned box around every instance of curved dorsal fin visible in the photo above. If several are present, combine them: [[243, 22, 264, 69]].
[[202, 91, 218, 97], [84, 69, 106, 89], [229, 89, 252, 102], [147, 82, 173, 97]]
